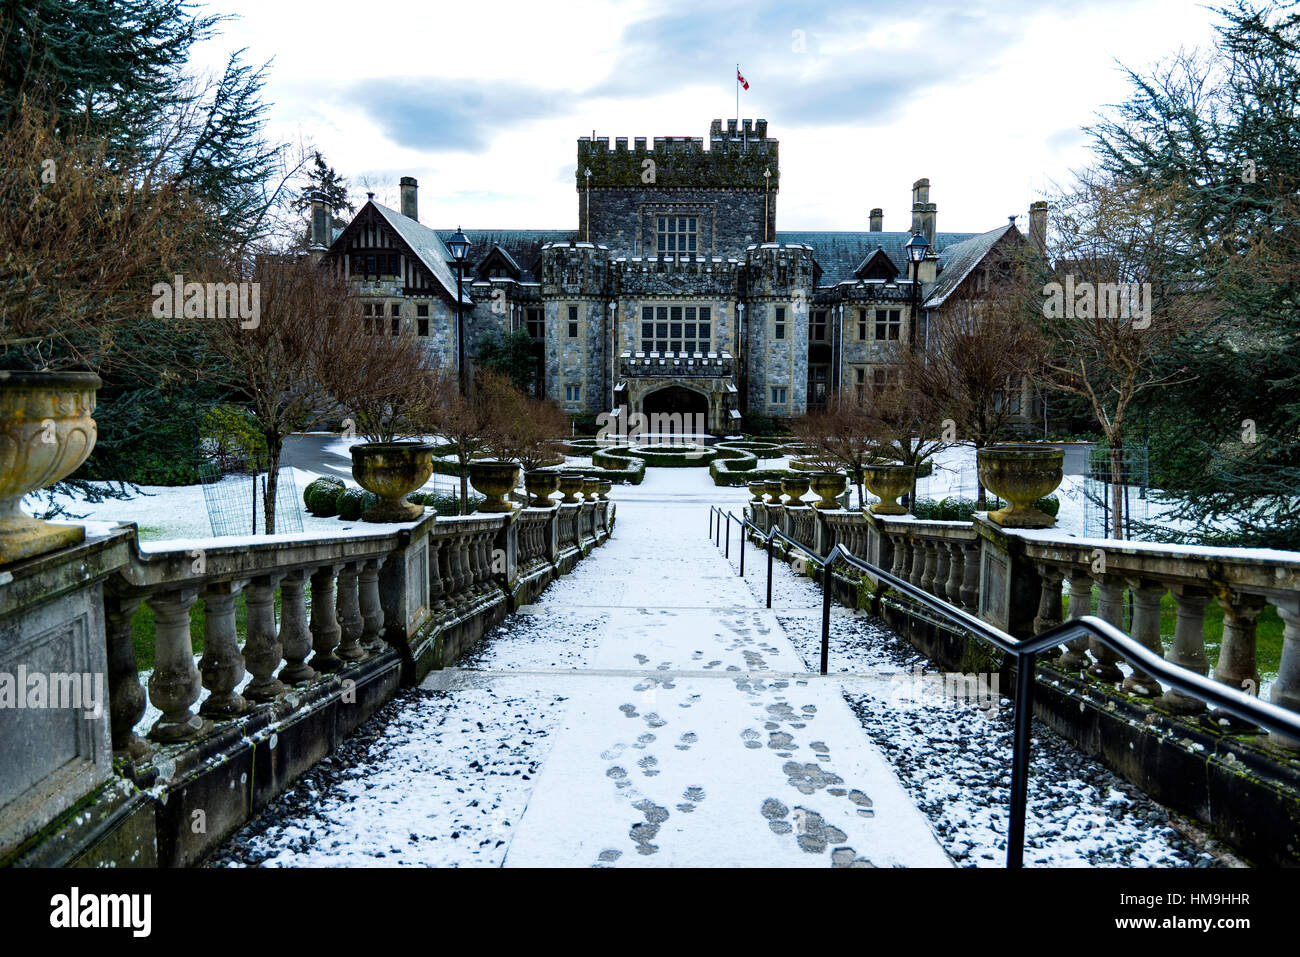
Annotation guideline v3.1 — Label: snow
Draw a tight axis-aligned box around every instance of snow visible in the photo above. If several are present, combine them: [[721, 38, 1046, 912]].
[[209, 467, 1227, 868]]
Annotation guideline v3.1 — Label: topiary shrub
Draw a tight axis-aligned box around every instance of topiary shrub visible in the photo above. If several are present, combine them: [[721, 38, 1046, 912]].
[[304, 477, 345, 516], [336, 487, 379, 521], [409, 490, 483, 515]]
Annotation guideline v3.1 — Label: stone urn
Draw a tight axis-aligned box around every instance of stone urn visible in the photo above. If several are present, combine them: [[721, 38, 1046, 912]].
[[862, 464, 914, 515], [808, 472, 847, 510], [350, 441, 435, 522], [781, 476, 811, 506], [558, 474, 585, 503], [582, 476, 601, 501], [0, 371, 101, 565], [977, 444, 1064, 528], [747, 481, 766, 503], [763, 481, 784, 505], [468, 459, 520, 513], [597, 479, 613, 501], [524, 469, 558, 507]]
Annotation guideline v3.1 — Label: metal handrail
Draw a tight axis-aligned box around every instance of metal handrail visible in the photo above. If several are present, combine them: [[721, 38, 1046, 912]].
[[708, 504, 1300, 869]]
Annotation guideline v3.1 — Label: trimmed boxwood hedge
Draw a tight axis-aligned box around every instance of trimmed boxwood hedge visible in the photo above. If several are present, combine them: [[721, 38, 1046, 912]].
[[910, 494, 1060, 521], [336, 487, 379, 521], [303, 477, 345, 517], [409, 490, 483, 515]]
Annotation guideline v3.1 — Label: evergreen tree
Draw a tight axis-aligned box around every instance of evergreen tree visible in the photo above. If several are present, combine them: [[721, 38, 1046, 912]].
[[1088, 0, 1300, 548], [292, 151, 355, 245], [477, 328, 539, 395]]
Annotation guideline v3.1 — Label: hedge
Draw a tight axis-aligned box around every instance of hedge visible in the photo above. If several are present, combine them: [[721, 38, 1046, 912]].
[[303, 476, 345, 517], [910, 494, 1060, 521], [409, 490, 483, 515], [337, 487, 379, 521]]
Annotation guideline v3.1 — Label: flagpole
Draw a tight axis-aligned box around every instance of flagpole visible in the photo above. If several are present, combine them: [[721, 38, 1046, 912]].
[[736, 63, 739, 127]]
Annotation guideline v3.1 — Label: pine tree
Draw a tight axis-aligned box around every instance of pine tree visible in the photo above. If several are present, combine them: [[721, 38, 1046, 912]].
[[292, 151, 355, 245]]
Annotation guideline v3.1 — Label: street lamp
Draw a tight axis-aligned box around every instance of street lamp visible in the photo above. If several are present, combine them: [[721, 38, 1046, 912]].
[[904, 231, 929, 353], [447, 226, 472, 394]]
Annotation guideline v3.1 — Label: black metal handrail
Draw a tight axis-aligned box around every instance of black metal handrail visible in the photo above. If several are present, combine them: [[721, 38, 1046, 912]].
[[707, 504, 1300, 868]]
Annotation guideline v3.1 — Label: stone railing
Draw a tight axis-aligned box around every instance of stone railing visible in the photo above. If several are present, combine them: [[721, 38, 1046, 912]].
[[1, 500, 613, 867], [750, 503, 1300, 728], [618, 351, 734, 379], [742, 501, 1300, 863]]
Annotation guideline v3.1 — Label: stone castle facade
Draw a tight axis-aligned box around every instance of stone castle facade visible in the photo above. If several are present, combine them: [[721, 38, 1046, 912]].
[[316, 118, 1045, 433]]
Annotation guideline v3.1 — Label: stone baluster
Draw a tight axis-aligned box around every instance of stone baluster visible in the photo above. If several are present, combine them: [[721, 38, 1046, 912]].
[[889, 534, 908, 580], [1159, 584, 1209, 714], [945, 542, 965, 607], [360, 557, 387, 652], [277, 571, 316, 684], [456, 534, 474, 599], [1268, 596, 1300, 749], [105, 594, 148, 759], [932, 544, 950, 601], [242, 574, 286, 703], [428, 538, 447, 611], [147, 588, 206, 742], [918, 541, 937, 594], [309, 564, 343, 673], [959, 542, 980, 609], [198, 581, 247, 717], [1033, 564, 1064, 635], [1088, 576, 1126, 683], [1215, 591, 1266, 699], [1055, 571, 1094, 670], [335, 561, 368, 662], [1120, 579, 1167, 697]]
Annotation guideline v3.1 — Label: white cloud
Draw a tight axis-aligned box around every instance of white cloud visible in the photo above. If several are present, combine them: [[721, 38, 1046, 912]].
[[192, 0, 1222, 231]]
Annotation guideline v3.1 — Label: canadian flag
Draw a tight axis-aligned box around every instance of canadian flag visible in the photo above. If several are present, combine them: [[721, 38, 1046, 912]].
[[737, 68, 749, 90]]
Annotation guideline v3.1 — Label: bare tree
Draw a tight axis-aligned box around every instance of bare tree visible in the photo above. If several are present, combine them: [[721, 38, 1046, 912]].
[[900, 240, 1047, 506], [792, 396, 881, 505], [482, 372, 567, 471], [1037, 172, 1213, 536], [420, 369, 494, 514]]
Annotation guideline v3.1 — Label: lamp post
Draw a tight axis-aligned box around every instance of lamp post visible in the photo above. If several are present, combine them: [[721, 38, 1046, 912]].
[[447, 227, 472, 395], [904, 231, 929, 354]]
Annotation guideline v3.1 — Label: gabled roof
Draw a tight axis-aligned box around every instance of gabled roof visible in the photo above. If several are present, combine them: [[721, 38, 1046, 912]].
[[922, 223, 1020, 307], [852, 246, 899, 281], [368, 203, 472, 304], [476, 243, 522, 279], [436, 229, 575, 282], [776, 230, 982, 284]]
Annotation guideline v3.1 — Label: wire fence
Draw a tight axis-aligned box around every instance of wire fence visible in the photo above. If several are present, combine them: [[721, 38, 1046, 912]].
[[197, 462, 304, 537]]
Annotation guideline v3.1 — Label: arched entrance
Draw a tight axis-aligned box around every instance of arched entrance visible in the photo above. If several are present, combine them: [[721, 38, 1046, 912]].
[[641, 386, 709, 437]]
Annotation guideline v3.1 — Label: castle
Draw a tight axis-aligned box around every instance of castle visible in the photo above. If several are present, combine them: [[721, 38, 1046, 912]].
[[314, 118, 1046, 433]]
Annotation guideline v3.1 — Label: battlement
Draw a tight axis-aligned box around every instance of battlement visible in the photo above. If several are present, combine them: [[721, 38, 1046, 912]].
[[577, 119, 778, 190]]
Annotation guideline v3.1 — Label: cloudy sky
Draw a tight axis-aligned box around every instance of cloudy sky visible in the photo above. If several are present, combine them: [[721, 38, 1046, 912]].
[[192, 0, 1223, 234]]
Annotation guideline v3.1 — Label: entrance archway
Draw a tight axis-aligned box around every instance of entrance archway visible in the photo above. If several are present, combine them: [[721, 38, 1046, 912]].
[[641, 386, 709, 437]]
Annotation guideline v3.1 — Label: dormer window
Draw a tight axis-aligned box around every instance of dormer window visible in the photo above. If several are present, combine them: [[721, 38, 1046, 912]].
[[657, 216, 697, 253]]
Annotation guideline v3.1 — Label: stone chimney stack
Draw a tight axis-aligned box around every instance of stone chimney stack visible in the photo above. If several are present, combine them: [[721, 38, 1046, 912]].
[[869, 208, 883, 232], [400, 176, 419, 221], [309, 190, 330, 259], [1029, 200, 1048, 251], [910, 178, 935, 245]]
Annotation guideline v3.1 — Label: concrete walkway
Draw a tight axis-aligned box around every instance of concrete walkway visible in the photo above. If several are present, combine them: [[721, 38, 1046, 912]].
[[424, 471, 951, 867]]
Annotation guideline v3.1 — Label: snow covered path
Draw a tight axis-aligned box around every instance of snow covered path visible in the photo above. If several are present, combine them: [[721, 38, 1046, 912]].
[[427, 475, 950, 867]]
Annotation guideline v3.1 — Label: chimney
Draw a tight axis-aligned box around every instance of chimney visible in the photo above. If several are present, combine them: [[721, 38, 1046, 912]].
[[400, 176, 419, 221], [1029, 200, 1048, 250], [309, 190, 331, 255], [869, 208, 883, 232], [920, 202, 937, 246]]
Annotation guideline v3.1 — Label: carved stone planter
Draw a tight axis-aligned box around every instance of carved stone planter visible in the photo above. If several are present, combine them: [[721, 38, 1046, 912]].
[[781, 476, 811, 506], [748, 482, 767, 503], [0, 371, 101, 565], [977, 444, 1064, 528], [350, 441, 434, 523], [581, 476, 600, 501], [468, 460, 520, 513], [763, 481, 784, 505], [558, 474, 585, 503], [524, 470, 558, 507], [808, 472, 847, 510], [862, 464, 913, 515], [597, 479, 613, 501]]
